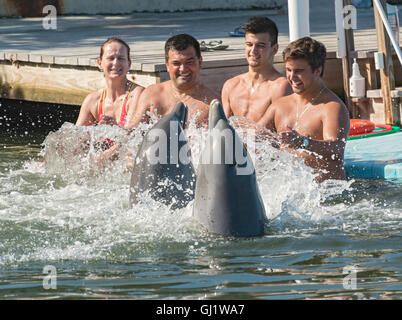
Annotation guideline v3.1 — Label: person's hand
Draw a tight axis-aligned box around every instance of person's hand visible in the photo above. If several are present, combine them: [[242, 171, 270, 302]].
[[98, 115, 118, 126], [92, 143, 120, 167], [278, 126, 304, 149], [230, 117, 257, 131], [126, 152, 135, 170]]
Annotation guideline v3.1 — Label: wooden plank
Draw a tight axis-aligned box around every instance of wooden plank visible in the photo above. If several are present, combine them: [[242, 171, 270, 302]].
[[203, 58, 247, 69], [142, 63, 166, 72], [200, 65, 249, 94], [29, 54, 42, 63], [0, 51, 384, 105], [54, 56, 79, 66], [361, 57, 378, 91], [367, 88, 402, 98], [41, 56, 55, 64], [392, 54, 402, 88], [131, 62, 143, 71], [77, 57, 91, 66], [89, 59, 98, 68], [16, 53, 29, 62], [0, 62, 162, 105], [323, 56, 345, 98], [374, 0, 395, 124], [342, 0, 356, 117]]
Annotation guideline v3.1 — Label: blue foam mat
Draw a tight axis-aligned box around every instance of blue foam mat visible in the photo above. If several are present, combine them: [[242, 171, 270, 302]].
[[344, 132, 402, 179]]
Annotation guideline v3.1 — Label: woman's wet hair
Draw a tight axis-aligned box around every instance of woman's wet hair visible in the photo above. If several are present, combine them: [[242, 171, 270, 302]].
[[242, 16, 278, 46], [282, 37, 326, 77], [164, 34, 201, 61], [100, 37, 131, 61]]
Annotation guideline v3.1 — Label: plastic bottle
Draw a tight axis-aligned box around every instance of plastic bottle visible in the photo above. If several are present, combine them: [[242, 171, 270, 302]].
[[349, 59, 365, 98]]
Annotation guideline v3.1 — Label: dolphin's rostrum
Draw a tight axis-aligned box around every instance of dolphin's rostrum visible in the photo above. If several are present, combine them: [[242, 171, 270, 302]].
[[129, 101, 196, 210], [193, 100, 266, 237], [129, 99, 266, 237]]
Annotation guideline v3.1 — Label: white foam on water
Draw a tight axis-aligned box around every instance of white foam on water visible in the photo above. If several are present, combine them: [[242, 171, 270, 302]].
[[1, 117, 400, 267], [40, 122, 141, 179], [0, 120, 201, 265]]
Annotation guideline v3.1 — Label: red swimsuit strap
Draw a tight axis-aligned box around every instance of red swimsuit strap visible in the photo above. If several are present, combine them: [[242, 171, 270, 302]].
[[97, 88, 107, 122], [97, 83, 135, 126], [118, 83, 135, 127], [118, 92, 130, 127]]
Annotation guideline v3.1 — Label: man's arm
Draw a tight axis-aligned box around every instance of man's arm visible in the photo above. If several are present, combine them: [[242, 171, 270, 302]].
[[124, 86, 155, 131], [257, 99, 277, 132], [221, 79, 234, 119], [279, 128, 346, 160], [123, 86, 145, 130], [279, 101, 350, 160], [254, 101, 281, 147], [271, 77, 293, 102]]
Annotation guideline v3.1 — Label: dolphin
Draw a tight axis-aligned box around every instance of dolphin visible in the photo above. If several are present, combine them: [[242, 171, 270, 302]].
[[129, 102, 196, 210], [193, 100, 266, 237]]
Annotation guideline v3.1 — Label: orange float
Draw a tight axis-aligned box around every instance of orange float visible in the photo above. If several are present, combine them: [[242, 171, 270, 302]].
[[349, 119, 375, 136]]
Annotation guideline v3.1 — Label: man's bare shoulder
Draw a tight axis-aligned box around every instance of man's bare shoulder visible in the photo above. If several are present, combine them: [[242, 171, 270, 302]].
[[269, 76, 292, 97], [222, 73, 246, 90], [272, 92, 295, 106], [330, 90, 346, 105], [139, 82, 168, 102], [131, 83, 145, 94], [272, 75, 289, 86], [322, 91, 348, 113], [142, 82, 166, 94]]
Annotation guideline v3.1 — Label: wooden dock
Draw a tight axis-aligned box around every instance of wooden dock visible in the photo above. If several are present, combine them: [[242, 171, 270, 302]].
[[0, 6, 401, 106]]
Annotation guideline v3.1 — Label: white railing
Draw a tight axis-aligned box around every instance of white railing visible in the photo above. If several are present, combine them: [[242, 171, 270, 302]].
[[373, 0, 402, 66]]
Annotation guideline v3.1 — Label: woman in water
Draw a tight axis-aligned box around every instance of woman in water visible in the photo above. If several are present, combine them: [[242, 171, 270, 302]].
[[76, 36, 144, 128], [75, 37, 144, 166]]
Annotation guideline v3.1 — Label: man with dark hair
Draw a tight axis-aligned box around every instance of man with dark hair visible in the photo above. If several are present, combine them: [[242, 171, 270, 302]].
[[222, 16, 291, 126], [164, 33, 202, 61], [282, 36, 326, 77], [261, 37, 350, 181], [126, 33, 219, 129], [242, 16, 278, 45]]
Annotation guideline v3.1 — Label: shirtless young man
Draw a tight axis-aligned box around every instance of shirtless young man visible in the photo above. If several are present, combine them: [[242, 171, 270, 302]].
[[261, 37, 350, 181], [125, 33, 220, 130], [221, 16, 292, 125]]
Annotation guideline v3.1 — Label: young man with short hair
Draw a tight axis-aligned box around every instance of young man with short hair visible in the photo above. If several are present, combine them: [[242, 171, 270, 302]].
[[222, 16, 292, 125], [261, 37, 350, 181]]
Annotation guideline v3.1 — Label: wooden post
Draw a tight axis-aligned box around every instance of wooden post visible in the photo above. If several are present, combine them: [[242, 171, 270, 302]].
[[374, 0, 395, 124], [341, 0, 355, 117]]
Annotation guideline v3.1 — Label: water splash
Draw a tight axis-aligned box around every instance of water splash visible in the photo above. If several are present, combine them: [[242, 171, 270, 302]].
[[2, 117, 400, 267], [39, 117, 354, 229]]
